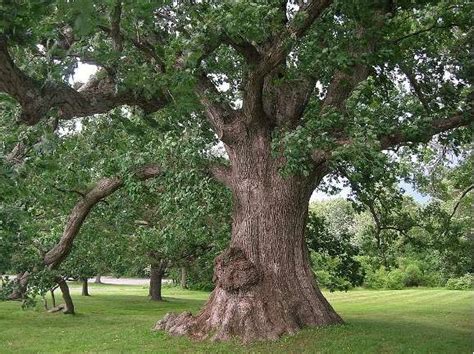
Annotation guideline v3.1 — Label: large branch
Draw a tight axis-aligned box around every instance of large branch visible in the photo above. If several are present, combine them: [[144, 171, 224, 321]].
[[221, 33, 260, 63], [311, 110, 473, 167], [196, 73, 244, 144], [242, 0, 333, 122], [110, 0, 123, 52], [378, 112, 473, 150], [322, 64, 370, 112], [43, 164, 162, 269], [0, 38, 167, 125]]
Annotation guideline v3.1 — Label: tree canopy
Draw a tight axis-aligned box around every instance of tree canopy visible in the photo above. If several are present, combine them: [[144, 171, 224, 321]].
[[1, 0, 472, 343]]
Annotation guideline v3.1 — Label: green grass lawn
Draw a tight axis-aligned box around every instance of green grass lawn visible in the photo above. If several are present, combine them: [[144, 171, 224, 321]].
[[0, 284, 472, 353]]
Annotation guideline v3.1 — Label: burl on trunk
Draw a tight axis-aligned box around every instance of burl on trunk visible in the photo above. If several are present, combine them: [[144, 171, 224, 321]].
[[156, 131, 342, 342]]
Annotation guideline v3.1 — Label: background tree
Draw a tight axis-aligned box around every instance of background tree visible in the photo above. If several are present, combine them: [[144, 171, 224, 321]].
[[307, 200, 363, 291]]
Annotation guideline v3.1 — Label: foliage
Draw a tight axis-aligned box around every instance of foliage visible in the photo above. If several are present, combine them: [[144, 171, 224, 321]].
[[402, 264, 424, 287], [0, 103, 231, 300], [0, 1, 472, 338], [445, 274, 473, 290], [307, 200, 364, 291], [385, 269, 405, 290]]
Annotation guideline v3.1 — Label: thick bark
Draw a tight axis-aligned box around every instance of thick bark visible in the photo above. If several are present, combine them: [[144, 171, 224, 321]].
[[180, 267, 187, 289], [56, 277, 75, 314], [156, 130, 342, 342], [81, 278, 90, 296], [7, 272, 29, 300], [149, 262, 166, 301], [95, 275, 102, 284]]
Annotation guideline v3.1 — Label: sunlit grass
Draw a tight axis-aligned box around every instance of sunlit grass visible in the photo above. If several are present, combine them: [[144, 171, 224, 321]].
[[0, 284, 471, 353]]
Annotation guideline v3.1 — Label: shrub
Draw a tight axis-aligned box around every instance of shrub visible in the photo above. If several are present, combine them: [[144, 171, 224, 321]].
[[386, 269, 405, 290], [423, 272, 445, 287], [315, 269, 352, 292], [445, 274, 473, 290], [364, 267, 388, 289], [403, 264, 424, 287]]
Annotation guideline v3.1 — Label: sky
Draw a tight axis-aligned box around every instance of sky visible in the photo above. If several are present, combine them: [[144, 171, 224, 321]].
[[71, 63, 431, 204], [69, 62, 98, 85]]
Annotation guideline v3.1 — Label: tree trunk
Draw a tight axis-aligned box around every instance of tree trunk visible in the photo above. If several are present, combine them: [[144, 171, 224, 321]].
[[156, 130, 342, 342], [51, 289, 56, 308], [56, 277, 75, 314], [180, 267, 187, 289], [149, 262, 165, 301], [81, 278, 90, 296], [7, 272, 29, 300], [95, 275, 102, 284]]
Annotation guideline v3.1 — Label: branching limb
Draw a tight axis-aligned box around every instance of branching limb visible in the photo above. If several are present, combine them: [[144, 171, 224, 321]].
[[0, 38, 167, 125], [43, 164, 163, 269], [196, 73, 243, 143], [312, 109, 473, 166], [446, 184, 474, 224], [53, 186, 86, 198], [400, 66, 430, 112], [241, 0, 333, 123], [221, 33, 260, 63], [322, 64, 371, 112], [379, 111, 473, 150]]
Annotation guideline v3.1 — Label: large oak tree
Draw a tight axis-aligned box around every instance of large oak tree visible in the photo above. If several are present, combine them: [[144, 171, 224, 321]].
[[1, 0, 472, 342]]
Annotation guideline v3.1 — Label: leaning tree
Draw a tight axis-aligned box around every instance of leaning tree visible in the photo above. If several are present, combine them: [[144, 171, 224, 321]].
[[1, 0, 472, 342]]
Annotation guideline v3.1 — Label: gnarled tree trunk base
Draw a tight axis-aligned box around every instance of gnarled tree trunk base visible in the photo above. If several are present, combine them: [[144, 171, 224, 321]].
[[47, 304, 72, 314], [155, 249, 342, 342], [155, 285, 342, 342]]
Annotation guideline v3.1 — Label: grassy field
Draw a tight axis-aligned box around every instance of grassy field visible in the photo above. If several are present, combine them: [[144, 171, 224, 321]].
[[0, 284, 472, 353]]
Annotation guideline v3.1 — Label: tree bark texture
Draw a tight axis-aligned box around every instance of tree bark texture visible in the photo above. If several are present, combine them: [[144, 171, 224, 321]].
[[56, 277, 75, 314], [7, 272, 29, 300], [150, 261, 166, 301], [95, 275, 102, 284], [156, 129, 342, 342], [81, 278, 90, 296]]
